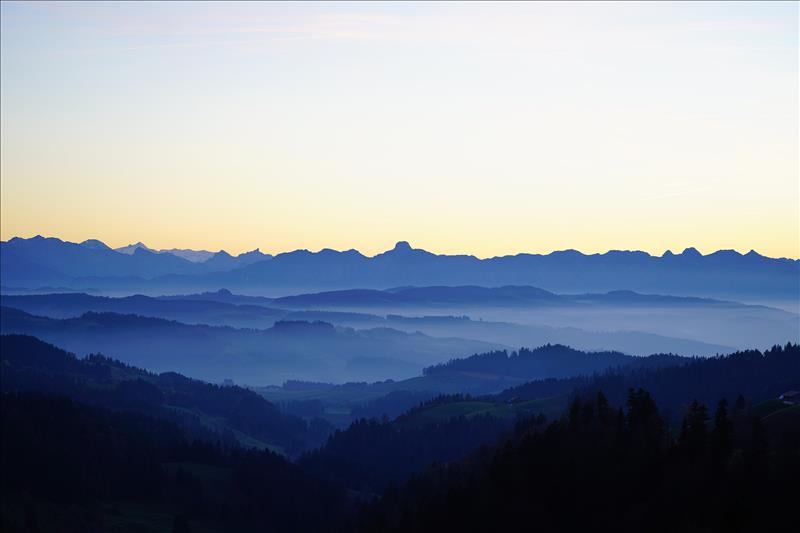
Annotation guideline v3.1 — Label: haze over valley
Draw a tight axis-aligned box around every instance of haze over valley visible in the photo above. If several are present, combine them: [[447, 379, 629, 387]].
[[1, 2, 797, 532], [3, 236, 797, 387]]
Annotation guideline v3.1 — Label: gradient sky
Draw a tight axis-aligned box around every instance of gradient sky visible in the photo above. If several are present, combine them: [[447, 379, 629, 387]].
[[1, 1, 798, 258]]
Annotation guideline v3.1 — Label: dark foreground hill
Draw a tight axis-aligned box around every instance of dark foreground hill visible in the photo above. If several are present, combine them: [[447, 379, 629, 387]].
[[1, 337, 797, 532], [497, 343, 800, 422], [356, 388, 799, 533], [0, 393, 347, 533], [297, 344, 799, 494], [257, 345, 689, 426], [0, 335, 328, 455], [423, 344, 686, 381], [364, 343, 800, 432]]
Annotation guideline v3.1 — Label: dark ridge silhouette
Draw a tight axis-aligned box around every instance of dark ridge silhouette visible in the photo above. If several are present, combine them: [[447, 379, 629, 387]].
[[296, 344, 799, 500], [495, 343, 800, 425], [271, 285, 765, 309], [0, 334, 327, 454], [300, 408, 512, 492], [256, 343, 797, 431], [255, 345, 691, 424], [356, 387, 799, 532], [271, 320, 336, 335], [422, 343, 684, 380], [0, 393, 348, 532], [158, 288, 276, 306], [1, 336, 797, 532], [273, 285, 562, 308], [0, 307, 501, 384], [0, 291, 285, 327], [7, 289, 781, 356]]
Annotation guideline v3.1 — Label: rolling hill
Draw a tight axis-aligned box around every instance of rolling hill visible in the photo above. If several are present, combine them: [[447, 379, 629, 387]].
[[0, 307, 502, 384]]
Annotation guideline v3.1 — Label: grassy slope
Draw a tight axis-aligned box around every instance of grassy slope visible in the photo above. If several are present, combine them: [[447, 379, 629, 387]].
[[396, 395, 569, 430]]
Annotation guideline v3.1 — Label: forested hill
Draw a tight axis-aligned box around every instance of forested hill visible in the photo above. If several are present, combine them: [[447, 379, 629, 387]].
[[0, 335, 330, 454], [1, 336, 798, 532], [424, 344, 686, 380], [495, 343, 800, 424], [0, 393, 347, 533], [295, 343, 799, 495], [356, 388, 800, 533]]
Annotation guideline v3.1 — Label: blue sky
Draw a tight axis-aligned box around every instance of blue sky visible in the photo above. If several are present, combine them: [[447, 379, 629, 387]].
[[1, 1, 797, 257]]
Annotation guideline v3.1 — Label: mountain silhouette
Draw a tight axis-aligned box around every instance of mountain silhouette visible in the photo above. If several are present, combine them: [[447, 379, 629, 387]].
[[203, 248, 272, 271], [79, 239, 112, 251], [157, 247, 215, 262], [0, 236, 274, 286], [114, 241, 157, 255], [2, 237, 797, 301], [196, 241, 799, 301]]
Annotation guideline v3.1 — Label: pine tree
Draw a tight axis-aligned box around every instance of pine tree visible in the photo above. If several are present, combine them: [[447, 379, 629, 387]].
[[679, 400, 709, 462], [172, 514, 191, 533], [710, 399, 732, 463]]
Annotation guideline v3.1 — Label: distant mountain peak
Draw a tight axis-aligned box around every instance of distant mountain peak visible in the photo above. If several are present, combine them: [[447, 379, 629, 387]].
[[18, 235, 63, 243], [132, 246, 156, 256], [79, 239, 111, 250], [2, 235, 796, 302], [549, 249, 585, 257], [710, 249, 742, 258], [237, 248, 272, 261], [239, 248, 262, 256], [160, 248, 215, 263], [115, 242, 155, 255], [372, 240, 433, 260]]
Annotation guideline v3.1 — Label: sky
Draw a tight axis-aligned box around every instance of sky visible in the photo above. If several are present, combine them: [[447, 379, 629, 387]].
[[1, 1, 798, 258]]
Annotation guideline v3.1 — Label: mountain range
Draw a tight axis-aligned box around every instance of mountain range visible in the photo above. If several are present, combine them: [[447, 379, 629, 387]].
[[0, 235, 272, 287], [2, 236, 798, 302], [113, 240, 272, 267]]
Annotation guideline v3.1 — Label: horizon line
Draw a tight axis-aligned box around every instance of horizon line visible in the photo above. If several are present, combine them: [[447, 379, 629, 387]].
[[3, 233, 798, 262]]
